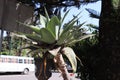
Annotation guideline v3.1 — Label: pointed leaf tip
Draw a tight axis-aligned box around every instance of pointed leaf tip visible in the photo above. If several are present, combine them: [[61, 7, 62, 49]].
[[62, 47, 77, 72]]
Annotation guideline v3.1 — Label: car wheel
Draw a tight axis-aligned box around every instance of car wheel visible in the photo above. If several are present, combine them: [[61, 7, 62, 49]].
[[23, 68, 29, 75]]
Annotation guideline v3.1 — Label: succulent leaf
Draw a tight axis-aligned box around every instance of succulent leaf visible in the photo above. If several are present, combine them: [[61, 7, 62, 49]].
[[40, 14, 47, 27], [62, 47, 77, 72], [39, 28, 56, 44], [47, 16, 60, 39]]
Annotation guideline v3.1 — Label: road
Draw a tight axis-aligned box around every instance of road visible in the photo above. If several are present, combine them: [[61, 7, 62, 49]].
[[0, 72, 80, 80], [0, 72, 37, 80]]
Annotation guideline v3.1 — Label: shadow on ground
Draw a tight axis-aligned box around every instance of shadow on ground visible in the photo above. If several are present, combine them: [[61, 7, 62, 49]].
[[0, 72, 21, 75]]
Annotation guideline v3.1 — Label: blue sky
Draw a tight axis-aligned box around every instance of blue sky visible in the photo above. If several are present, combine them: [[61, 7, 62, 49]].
[[1, 1, 101, 36], [62, 1, 101, 32]]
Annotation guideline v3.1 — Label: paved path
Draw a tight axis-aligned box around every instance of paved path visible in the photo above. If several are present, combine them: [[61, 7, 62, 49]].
[[0, 72, 37, 80], [0, 72, 80, 80]]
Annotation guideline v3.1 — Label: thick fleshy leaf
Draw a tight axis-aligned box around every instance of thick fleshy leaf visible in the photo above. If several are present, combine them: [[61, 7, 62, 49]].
[[86, 24, 99, 30], [48, 47, 61, 56], [62, 47, 77, 72], [47, 16, 60, 39], [63, 33, 74, 44], [28, 25, 41, 34], [57, 12, 83, 45], [39, 28, 56, 44], [25, 33, 42, 43], [63, 11, 81, 32], [22, 45, 39, 50], [13, 33, 28, 40], [61, 10, 70, 23], [57, 20, 77, 45], [67, 34, 95, 45], [77, 22, 86, 29], [55, 26, 60, 40], [16, 32, 41, 42], [56, 31, 70, 45], [40, 14, 47, 27], [17, 21, 41, 34], [62, 18, 78, 34], [61, 14, 81, 36], [44, 7, 50, 22]]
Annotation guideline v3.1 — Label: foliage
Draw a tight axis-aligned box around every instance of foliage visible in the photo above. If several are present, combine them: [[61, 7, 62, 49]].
[[85, 8, 100, 19], [17, 0, 100, 18], [71, 24, 99, 80], [16, 8, 94, 80], [112, 0, 120, 9], [1, 33, 30, 56]]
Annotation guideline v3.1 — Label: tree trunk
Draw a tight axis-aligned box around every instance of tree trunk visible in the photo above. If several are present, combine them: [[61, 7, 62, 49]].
[[54, 53, 70, 80], [0, 29, 3, 52], [93, 0, 120, 80], [34, 57, 52, 80]]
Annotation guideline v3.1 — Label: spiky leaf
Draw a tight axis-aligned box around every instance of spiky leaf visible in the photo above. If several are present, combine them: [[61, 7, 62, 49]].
[[47, 16, 60, 39], [62, 47, 77, 72], [48, 47, 61, 56], [39, 28, 56, 44], [17, 21, 41, 34], [40, 14, 47, 27], [56, 31, 69, 45], [44, 7, 50, 22], [25, 33, 42, 42], [67, 34, 95, 45], [61, 10, 70, 23]]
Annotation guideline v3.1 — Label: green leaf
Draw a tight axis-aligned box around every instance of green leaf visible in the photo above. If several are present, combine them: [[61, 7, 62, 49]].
[[62, 47, 77, 72], [40, 14, 47, 27], [22, 45, 39, 50], [67, 34, 95, 45], [86, 24, 99, 30], [25, 33, 43, 43], [17, 21, 41, 34], [112, 0, 119, 9], [39, 28, 56, 44], [56, 31, 69, 45], [64, 34, 74, 45], [47, 16, 60, 39], [62, 17, 79, 35], [61, 10, 70, 23], [77, 22, 86, 29], [14, 32, 43, 43], [13, 33, 28, 39], [57, 12, 83, 45], [57, 20, 77, 45], [44, 7, 50, 22], [27, 48, 45, 57], [64, 11, 81, 28]]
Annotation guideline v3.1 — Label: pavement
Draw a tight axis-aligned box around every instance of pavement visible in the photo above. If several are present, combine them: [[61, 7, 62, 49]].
[[0, 72, 81, 80]]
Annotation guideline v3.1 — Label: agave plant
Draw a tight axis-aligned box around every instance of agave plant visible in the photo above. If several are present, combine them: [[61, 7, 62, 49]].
[[17, 9, 94, 80]]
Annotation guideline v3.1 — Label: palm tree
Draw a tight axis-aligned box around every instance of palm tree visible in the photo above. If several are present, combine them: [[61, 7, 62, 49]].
[[17, 9, 94, 80]]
